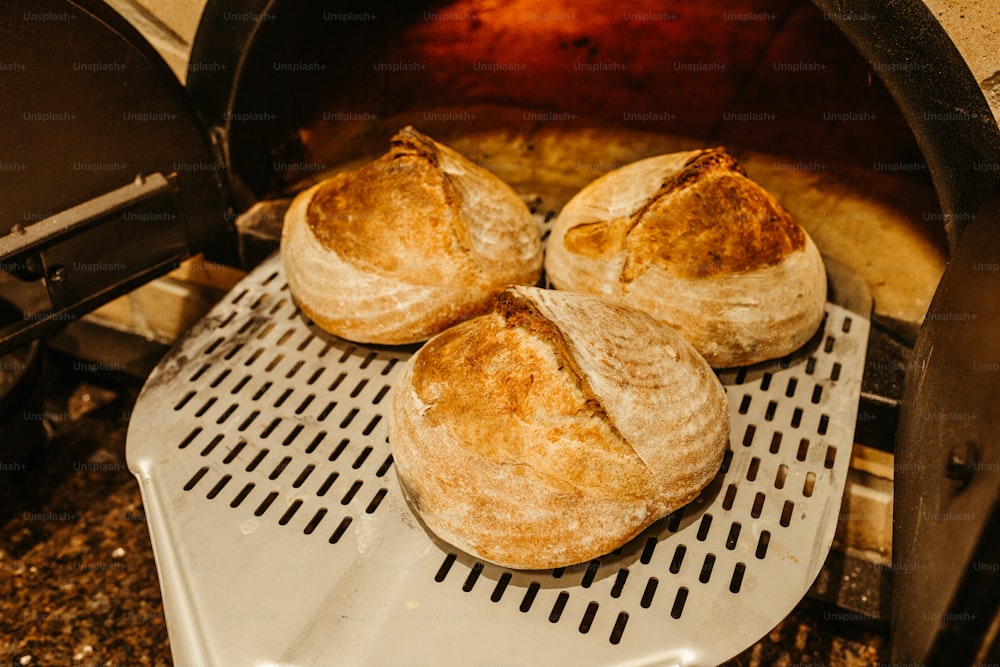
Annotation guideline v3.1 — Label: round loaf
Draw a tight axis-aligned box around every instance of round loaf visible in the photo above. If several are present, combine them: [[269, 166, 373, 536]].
[[544, 148, 827, 367], [280, 126, 542, 345], [389, 286, 730, 570]]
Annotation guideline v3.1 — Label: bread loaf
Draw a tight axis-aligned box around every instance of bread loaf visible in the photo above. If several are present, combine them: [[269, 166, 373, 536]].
[[389, 286, 730, 570], [280, 126, 543, 345], [544, 148, 827, 367]]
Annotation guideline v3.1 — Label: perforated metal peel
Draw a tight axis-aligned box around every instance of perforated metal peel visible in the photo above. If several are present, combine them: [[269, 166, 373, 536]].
[[127, 251, 868, 667]]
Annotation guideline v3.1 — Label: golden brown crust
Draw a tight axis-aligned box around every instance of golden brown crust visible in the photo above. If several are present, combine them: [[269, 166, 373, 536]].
[[410, 294, 656, 504], [545, 147, 826, 367], [281, 126, 543, 344], [626, 148, 805, 279], [563, 148, 805, 281], [390, 286, 730, 570], [306, 128, 478, 284]]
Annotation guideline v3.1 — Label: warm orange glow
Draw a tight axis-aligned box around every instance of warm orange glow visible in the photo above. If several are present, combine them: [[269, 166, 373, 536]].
[[295, 0, 923, 180], [391, 0, 761, 134]]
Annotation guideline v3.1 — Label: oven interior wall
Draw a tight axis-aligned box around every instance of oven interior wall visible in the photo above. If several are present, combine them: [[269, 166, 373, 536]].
[[224, 0, 930, 197]]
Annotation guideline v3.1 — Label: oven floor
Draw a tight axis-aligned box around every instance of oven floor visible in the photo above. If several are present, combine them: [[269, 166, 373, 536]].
[[0, 352, 887, 665]]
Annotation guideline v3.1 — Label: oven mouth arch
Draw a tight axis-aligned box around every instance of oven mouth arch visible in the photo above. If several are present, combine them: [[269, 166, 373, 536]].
[[810, 0, 1000, 249]]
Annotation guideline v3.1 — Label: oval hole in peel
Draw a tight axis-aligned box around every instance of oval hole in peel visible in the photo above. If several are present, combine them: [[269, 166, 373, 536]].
[[774, 464, 788, 489], [803, 471, 816, 497], [781, 500, 795, 527], [755, 530, 771, 559]]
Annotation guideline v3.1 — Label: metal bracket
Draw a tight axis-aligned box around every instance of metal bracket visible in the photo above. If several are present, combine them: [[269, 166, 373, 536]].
[[0, 173, 189, 356], [0, 173, 174, 263]]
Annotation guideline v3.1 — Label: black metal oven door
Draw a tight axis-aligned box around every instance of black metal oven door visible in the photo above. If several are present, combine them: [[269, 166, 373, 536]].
[[893, 189, 1000, 666], [0, 0, 233, 356]]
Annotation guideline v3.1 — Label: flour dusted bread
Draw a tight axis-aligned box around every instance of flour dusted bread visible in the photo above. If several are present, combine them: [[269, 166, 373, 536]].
[[389, 286, 729, 570], [545, 148, 827, 367], [280, 126, 542, 345]]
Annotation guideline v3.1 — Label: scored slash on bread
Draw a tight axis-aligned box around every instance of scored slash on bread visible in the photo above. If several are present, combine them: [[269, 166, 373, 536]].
[[389, 286, 730, 570], [545, 147, 827, 367], [280, 126, 543, 345]]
